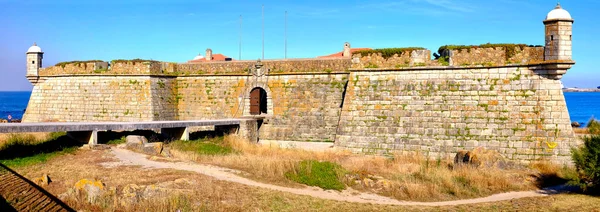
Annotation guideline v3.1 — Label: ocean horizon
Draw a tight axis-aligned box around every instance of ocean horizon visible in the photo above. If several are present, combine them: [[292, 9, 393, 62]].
[[1, 91, 598, 126]]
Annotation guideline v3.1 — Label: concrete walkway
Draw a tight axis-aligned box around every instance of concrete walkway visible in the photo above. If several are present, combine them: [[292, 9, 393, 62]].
[[0, 119, 242, 133]]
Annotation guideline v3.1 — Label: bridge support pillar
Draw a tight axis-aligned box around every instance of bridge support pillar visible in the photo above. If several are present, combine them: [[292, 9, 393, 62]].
[[67, 131, 98, 145], [161, 127, 189, 141], [238, 119, 259, 143]]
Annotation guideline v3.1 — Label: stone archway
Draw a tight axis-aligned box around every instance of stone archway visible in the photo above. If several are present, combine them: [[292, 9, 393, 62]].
[[243, 84, 273, 116], [250, 87, 267, 115]]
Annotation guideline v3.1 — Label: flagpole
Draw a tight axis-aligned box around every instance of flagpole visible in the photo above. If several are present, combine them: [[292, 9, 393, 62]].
[[262, 4, 265, 60], [239, 15, 242, 60], [285, 11, 287, 59]]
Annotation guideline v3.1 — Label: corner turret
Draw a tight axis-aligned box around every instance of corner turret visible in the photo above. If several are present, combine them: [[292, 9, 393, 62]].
[[26, 42, 43, 84], [544, 3, 573, 61], [538, 3, 575, 80]]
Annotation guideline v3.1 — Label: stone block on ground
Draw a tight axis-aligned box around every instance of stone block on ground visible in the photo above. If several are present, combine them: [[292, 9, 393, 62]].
[[74, 179, 105, 203], [454, 147, 508, 168], [142, 142, 164, 155], [35, 173, 51, 186], [126, 135, 148, 149]]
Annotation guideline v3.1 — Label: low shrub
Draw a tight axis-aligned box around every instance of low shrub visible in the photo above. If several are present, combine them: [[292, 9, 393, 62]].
[[285, 160, 346, 190], [55, 60, 104, 68], [111, 59, 158, 65], [352, 47, 425, 59], [571, 124, 600, 192], [587, 118, 600, 135], [107, 136, 126, 145], [435, 43, 543, 61]]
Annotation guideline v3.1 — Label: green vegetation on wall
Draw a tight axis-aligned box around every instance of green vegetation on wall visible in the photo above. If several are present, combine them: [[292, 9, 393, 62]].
[[352, 47, 425, 59], [435, 43, 543, 60], [111, 58, 158, 64], [55, 60, 104, 68]]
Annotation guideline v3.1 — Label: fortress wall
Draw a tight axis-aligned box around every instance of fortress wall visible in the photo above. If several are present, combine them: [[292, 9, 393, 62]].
[[350, 50, 435, 69], [336, 66, 575, 164], [260, 74, 348, 142], [176, 76, 248, 119], [23, 76, 163, 122], [150, 77, 178, 120], [175, 74, 348, 142], [178, 59, 351, 75], [450, 47, 506, 66], [450, 47, 545, 66]]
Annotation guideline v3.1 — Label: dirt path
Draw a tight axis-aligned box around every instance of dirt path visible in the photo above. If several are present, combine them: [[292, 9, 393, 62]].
[[104, 148, 564, 206]]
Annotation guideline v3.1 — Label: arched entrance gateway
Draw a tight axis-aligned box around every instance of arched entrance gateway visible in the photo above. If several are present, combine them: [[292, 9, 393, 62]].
[[249, 87, 268, 115]]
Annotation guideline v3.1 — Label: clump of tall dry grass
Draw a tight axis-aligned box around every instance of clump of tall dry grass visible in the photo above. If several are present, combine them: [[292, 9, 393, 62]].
[[168, 136, 562, 201]]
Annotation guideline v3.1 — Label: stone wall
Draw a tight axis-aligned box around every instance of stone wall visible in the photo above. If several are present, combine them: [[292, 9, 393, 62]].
[[260, 74, 347, 142], [23, 76, 174, 122], [450, 47, 506, 66], [176, 76, 247, 119], [175, 74, 348, 142], [350, 50, 433, 69], [336, 66, 575, 164], [40, 59, 352, 76], [449, 47, 544, 66]]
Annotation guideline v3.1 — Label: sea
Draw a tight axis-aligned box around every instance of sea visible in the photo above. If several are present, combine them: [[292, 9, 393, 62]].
[[0, 91, 598, 126]]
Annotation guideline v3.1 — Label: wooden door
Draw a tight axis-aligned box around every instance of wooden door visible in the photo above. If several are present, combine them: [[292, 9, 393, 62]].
[[250, 89, 260, 115]]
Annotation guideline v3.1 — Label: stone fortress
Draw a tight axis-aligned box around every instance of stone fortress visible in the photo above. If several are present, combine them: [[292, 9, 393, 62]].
[[23, 4, 575, 163]]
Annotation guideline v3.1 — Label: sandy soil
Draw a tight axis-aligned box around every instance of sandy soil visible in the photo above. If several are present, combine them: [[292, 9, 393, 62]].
[[104, 147, 566, 206]]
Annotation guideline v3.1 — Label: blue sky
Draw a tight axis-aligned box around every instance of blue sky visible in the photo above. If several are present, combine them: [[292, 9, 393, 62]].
[[1, 0, 598, 91]]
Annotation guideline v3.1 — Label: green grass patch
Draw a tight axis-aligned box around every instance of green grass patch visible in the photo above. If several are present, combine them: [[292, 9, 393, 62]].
[[107, 136, 127, 145], [170, 136, 233, 155], [285, 160, 346, 190], [0, 132, 80, 168], [0, 147, 78, 167]]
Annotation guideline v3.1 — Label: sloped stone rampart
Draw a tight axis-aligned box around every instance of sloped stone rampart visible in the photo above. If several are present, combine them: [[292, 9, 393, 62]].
[[336, 66, 574, 164]]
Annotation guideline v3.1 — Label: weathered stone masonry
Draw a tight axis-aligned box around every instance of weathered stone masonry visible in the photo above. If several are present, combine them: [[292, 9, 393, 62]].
[[22, 4, 577, 163]]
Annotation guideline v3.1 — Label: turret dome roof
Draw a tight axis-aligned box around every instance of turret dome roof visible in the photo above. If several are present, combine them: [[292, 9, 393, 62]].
[[546, 3, 572, 20], [27, 43, 42, 53]]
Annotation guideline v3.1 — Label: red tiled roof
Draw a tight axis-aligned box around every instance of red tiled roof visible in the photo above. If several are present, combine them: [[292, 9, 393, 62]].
[[188, 54, 233, 63], [318, 48, 372, 58]]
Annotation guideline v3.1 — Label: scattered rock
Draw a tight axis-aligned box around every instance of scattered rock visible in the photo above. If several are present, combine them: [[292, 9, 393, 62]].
[[120, 184, 142, 207], [0, 119, 7, 123], [142, 142, 164, 155], [74, 179, 105, 203], [571, 122, 581, 128], [454, 147, 508, 168], [142, 184, 167, 199], [35, 173, 51, 186], [454, 150, 469, 165], [122, 184, 142, 198], [126, 135, 148, 149]]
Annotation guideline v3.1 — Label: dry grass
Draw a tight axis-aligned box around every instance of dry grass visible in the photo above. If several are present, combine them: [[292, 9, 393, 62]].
[[574, 127, 590, 134], [0, 133, 51, 147], [13, 148, 600, 212], [168, 136, 548, 201]]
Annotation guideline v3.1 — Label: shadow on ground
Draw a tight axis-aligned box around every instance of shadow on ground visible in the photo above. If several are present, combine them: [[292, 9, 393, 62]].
[[0, 133, 81, 161], [96, 128, 236, 144]]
